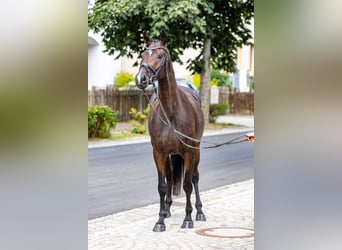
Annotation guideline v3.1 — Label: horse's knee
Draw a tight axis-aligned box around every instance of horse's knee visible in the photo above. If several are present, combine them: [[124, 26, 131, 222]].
[[158, 183, 167, 195]]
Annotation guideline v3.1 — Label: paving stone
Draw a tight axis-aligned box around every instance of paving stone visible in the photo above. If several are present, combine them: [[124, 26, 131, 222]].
[[88, 179, 254, 250]]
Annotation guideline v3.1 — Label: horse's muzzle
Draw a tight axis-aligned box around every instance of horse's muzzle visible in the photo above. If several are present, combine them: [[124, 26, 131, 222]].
[[135, 71, 149, 89]]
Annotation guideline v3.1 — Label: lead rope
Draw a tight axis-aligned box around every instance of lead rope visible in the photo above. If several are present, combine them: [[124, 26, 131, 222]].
[[203, 135, 248, 149]]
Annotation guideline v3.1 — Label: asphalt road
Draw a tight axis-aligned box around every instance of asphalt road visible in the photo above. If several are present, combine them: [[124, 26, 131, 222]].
[[88, 132, 254, 219]]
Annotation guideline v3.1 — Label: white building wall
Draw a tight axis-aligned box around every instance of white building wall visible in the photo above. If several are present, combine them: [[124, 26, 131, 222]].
[[172, 48, 197, 79], [232, 18, 254, 92], [236, 45, 251, 92], [88, 32, 121, 89]]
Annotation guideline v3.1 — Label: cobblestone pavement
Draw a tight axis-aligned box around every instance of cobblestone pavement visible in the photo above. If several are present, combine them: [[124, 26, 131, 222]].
[[88, 179, 254, 250]]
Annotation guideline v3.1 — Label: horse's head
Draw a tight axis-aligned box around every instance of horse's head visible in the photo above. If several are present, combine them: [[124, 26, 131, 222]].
[[135, 30, 169, 90]]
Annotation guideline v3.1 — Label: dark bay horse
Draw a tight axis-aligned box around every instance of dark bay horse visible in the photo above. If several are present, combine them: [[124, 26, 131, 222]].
[[135, 30, 206, 232]]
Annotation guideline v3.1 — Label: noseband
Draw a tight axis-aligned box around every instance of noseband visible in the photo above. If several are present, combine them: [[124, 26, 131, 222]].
[[140, 46, 169, 84]]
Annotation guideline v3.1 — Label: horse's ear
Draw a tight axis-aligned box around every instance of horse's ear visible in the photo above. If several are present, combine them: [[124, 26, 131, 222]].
[[160, 30, 167, 46], [143, 31, 151, 46]]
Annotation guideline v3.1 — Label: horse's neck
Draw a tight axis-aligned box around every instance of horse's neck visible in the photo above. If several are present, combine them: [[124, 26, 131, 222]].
[[158, 60, 179, 118]]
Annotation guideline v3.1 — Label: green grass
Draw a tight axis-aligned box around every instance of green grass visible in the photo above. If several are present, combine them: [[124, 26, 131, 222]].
[[215, 122, 245, 128], [205, 122, 245, 130], [88, 131, 148, 141], [109, 131, 148, 140]]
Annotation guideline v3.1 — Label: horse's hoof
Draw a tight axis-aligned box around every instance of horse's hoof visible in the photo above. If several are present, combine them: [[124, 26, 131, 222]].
[[153, 223, 166, 232], [196, 213, 206, 221], [165, 211, 171, 218], [181, 220, 194, 229]]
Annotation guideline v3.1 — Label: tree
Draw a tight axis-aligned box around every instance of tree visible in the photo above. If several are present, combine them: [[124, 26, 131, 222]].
[[89, 0, 254, 123]]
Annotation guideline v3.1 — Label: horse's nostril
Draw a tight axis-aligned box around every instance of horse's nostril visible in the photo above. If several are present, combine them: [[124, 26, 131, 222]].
[[135, 72, 148, 89], [141, 74, 149, 85], [141, 74, 147, 83]]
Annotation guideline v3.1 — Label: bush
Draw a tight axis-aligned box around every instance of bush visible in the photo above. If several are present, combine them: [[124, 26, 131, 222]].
[[131, 124, 147, 134], [209, 103, 229, 123], [211, 67, 231, 87], [192, 73, 201, 89], [192, 68, 232, 88], [113, 72, 135, 88], [250, 80, 254, 91], [192, 73, 219, 88], [88, 105, 118, 138], [129, 106, 150, 134]]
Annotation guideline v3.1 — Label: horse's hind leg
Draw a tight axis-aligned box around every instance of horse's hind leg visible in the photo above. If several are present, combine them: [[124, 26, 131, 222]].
[[181, 153, 194, 228], [193, 167, 206, 221], [192, 150, 206, 221]]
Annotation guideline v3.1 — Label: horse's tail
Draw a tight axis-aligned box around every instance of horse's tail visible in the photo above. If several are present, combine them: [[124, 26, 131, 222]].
[[171, 155, 184, 196]]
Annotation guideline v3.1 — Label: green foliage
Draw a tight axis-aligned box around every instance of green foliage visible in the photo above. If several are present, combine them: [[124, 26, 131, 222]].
[[209, 103, 229, 123], [250, 80, 254, 90], [129, 105, 150, 134], [143, 104, 151, 117], [88, 0, 254, 73], [192, 74, 201, 89], [129, 107, 147, 124], [114, 72, 135, 88], [192, 68, 232, 88], [131, 124, 147, 134], [210, 68, 231, 87], [88, 105, 118, 138]]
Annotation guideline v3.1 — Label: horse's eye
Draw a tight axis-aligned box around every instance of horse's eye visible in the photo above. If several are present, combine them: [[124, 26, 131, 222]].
[[158, 54, 163, 59]]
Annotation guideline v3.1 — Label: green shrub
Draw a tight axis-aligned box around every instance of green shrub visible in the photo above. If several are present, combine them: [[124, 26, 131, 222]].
[[250, 80, 254, 91], [88, 105, 118, 138], [113, 72, 135, 88], [129, 107, 147, 124], [209, 103, 229, 123], [210, 67, 231, 87], [192, 73, 219, 88], [192, 73, 201, 89], [129, 106, 150, 134], [131, 124, 147, 134], [192, 68, 232, 88]]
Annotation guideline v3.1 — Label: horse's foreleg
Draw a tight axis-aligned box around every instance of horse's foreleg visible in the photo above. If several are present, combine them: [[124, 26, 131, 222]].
[[181, 158, 194, 228], [153, 172, 167, 232], [153, 152, 167, 232]]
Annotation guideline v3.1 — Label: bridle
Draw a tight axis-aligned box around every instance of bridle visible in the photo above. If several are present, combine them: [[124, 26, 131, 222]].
[[140, 46, 169, 84]]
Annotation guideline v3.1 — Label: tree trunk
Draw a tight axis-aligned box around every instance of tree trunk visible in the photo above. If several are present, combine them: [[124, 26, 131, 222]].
[[200, 38, 211, 125]]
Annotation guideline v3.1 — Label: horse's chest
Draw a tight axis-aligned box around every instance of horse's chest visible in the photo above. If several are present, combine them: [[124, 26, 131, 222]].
[[150, 128, 180, 152]]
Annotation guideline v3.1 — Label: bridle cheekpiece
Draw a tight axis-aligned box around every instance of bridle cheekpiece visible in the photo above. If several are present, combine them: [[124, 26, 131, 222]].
[[140, 46, 169, 84]]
